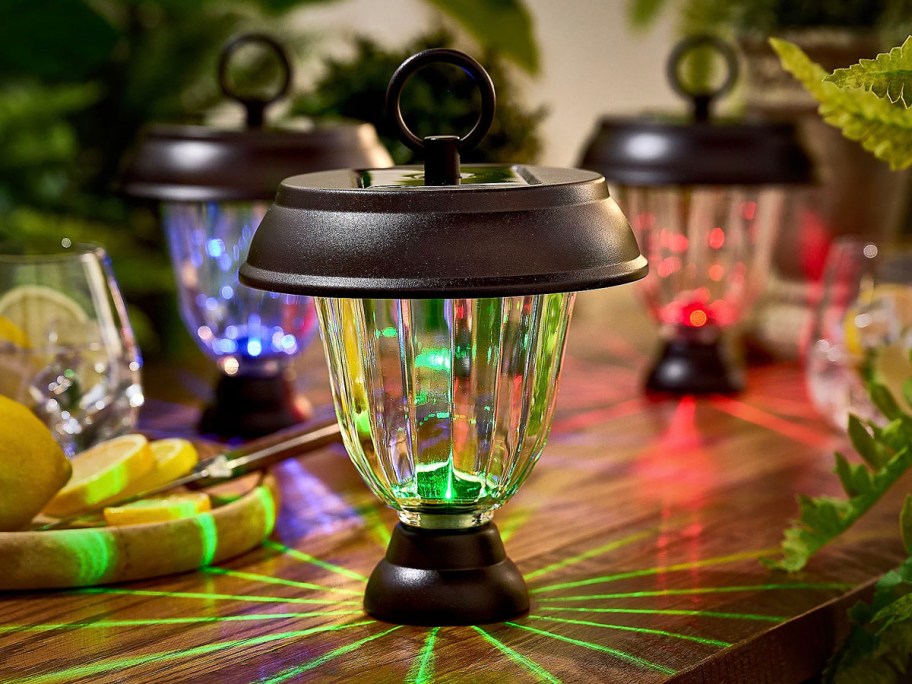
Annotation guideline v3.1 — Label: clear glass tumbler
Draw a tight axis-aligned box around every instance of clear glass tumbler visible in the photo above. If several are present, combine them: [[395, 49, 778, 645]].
[[0, 241, 143, 456], [806, 238, 912, 428], [315, 294, 575, 529]]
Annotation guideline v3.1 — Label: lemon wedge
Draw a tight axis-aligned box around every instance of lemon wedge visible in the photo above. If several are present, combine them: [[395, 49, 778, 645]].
[[0, 315, 29, 348], [114, 438, 199, 500], [0, 395, 71, 530], [871, 343, 912, 413], [43, 434, 155, 518], [103, 492, 211, 526], [0, 285, 88, 347]]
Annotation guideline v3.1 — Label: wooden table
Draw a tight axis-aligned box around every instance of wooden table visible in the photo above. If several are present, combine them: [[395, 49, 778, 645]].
[[1, 290, 908, 683]]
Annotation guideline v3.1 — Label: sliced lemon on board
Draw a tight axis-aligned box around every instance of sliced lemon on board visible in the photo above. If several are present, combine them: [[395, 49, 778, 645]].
[[42, 434, 155, 518], [114, 438, 199, 501], [103, 492, 211, 526], [0, 395, 71, 530], [0, 285, 88, 347]]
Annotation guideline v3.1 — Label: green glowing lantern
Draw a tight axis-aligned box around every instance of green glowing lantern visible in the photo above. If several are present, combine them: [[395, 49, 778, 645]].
[[241, 48, 647, 625]]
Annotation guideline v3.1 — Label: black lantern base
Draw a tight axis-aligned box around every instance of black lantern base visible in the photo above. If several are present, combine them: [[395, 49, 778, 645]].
[[364, 522, 528, 626], [199, 371, 311, 439], [645, 337, 743, 395]]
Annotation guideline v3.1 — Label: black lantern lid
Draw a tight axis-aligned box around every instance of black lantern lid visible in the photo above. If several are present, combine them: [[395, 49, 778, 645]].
[[240, 49, 646, 299], [120, 33, 391, 202], [579, 36, 813, 186]]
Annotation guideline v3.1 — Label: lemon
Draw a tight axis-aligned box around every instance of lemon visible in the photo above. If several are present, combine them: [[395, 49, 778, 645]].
[[0, 395, 72, 530], [0, 285, 88, 348], [103, 492, 211, 526], [843, 284, 912, 356], [43, 434, 155, 518], [0, 315, 29, 348], [871, 343, 912, 413], [114, 438, 199, 500]]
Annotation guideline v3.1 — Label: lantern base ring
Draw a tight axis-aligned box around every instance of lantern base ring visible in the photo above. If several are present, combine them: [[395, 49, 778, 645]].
[[199, 369, 311, 438], [364, 522, 528, 626], [646, 337, 743, 395]]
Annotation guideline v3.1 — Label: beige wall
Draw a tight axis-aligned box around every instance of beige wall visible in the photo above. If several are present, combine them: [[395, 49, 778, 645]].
[[296, 0, 679, 166]]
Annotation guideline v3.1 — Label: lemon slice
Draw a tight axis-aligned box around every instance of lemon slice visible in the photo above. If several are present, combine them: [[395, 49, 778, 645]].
[[0, 315, 29, 348], [115, 438, 199, 500], [0, 285, 88, 348], [872, 343, 912, 412], [43, 434, 155, 517], [103, 492, 211, 526]]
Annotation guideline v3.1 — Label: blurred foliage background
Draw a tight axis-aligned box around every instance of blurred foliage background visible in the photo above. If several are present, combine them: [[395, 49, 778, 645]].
[[0, 0, 543, 361]]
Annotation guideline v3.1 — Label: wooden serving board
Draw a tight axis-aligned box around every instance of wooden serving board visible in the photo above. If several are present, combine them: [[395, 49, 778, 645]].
[[0, 472, 279, 591]]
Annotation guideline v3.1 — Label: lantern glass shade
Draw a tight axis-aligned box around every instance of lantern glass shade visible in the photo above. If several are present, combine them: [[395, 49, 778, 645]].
[[315, 293, 575, 529], [619, 185, 785, 344], [163, 201, 318, 376]]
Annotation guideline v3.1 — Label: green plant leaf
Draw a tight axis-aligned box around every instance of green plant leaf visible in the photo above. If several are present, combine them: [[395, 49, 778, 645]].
[[902, 496, 912, 556], [627, 0, 673, 29], [0, 0, 118, 81], [424, 0, 539, 74], [826, 558, 912, 682], [848, 414, 891, 468], [770, 37, 912, 171], [826, 35, 912, 108], [766, 445, 912, 572]]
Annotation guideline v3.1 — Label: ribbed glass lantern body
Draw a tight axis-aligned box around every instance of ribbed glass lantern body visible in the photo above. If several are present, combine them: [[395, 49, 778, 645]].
[[619, 186, 786, 342], [164, 201, 318, 374], [315, 294, 575, 529]]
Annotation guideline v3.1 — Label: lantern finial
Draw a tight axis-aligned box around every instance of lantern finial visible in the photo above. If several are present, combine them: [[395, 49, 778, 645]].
[[385, 48, 496, 185]]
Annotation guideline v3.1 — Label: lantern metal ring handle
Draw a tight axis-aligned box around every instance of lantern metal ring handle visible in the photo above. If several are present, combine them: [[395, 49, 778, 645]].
[[666, 35, 738, 122], [219, 32, 293, 129], [386, 48, 496, 153]]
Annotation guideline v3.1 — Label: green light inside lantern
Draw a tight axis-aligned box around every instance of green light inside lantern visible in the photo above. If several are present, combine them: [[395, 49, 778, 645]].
[[315, 293, 575, 530]]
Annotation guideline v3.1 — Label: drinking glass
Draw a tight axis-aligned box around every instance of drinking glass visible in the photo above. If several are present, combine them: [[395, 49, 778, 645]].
[[806, 238, 912, 428], [0, 241, 144, 456]]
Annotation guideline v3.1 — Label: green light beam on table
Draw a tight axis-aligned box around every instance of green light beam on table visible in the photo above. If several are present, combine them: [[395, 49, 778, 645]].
[[0, 612, 364, 633], [504, 622, 675, 676], [263, 540, 370, 582], [471, 626, 561, 683], [74, 586, 360, 606], [201, 567, 363, 595], [538, 606, 785, 622], [260, 625, 402, 684], [524, 529, 657, 581], [498, 507, 532, 544], [405, 626, 438, 684], [535, 582, 853, 602], [531, 549, 776, 593], [527, 615, 731, 648], [8, 621, 375, 684]]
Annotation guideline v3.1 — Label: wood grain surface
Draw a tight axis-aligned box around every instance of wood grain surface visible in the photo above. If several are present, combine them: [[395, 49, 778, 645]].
[[1, 290, 907, 683]]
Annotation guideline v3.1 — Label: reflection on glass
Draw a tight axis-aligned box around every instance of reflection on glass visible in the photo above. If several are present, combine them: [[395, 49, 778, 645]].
[[316, 294, 575, 529]]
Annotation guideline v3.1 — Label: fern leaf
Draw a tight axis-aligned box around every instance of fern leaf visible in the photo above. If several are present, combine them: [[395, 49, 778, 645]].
[[770, 37, 912, 171], [826, 35, 912, 108]]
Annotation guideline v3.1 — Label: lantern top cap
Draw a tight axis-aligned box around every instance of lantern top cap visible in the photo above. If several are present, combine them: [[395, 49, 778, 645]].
[[119, 33, 392, 202], [579, 35, 814, 187], [239, 48, 647, 299]]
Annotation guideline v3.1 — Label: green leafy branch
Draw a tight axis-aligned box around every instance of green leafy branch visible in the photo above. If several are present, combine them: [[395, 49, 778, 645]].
[[770, 37, 912, 171], [766, 386, 912, 573]]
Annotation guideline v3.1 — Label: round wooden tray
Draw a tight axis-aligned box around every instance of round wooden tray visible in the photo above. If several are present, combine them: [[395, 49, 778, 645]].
[[0, 472, 279, 591]]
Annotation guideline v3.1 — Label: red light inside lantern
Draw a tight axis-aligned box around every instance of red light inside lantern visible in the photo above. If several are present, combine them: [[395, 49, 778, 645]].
[[688, 309, 708, 327], [708, 227, 725, 249]]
